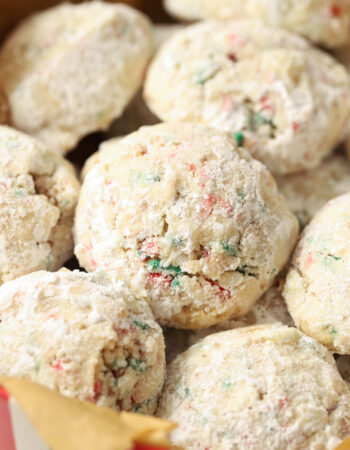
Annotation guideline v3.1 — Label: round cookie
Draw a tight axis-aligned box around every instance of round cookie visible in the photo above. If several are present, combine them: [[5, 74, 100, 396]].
[[144, 21, 350, 174], [0, 269, 165, 414], [0, 125, 80, 285], [74, 122, 298, 329], [164, 281, 293, 363], [0, 1, 154, 154], [158, 324, 350, 450], [164, 0, 350, 48], [275, 154, 350, 229], [284, 192, 350, 354]]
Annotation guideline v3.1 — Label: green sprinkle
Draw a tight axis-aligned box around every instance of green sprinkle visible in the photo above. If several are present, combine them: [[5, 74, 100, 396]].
[[133, 320, 149, 331], [148, 258, 161, 271], [171, 238, 184, 247], [326, 324, 337, 335], [15, 189, 25, 197], [96, 111, 105, 119], [221, 377, 232, 388], [237, 189, 246, 199], [134, 404, 141, 412], [165, 264, 182, 275], [233, 132, 244, 147], [171, 278, 180, 288], [127, 358, 147, 373], [194, 65, 219, 85], [221, 241, 237, 256], [144, 174, 161, 184], [185, 387, 190, 398]]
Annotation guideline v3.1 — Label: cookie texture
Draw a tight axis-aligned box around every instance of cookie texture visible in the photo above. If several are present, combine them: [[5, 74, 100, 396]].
[[275, 154, 350, 229], [144, 21, 350, 174], [164, 0, 350, 48], [0, 270, 165, 413], [164, 282, 293, 362], [0, 1, 154, 154], [0, 125, 80, 285], [158, 324, 350, 450], [75, 122, 298, 329], [284, 192, 350, 354]]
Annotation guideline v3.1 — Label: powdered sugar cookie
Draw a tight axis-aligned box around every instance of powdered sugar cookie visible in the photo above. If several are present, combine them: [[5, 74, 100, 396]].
[[0, 269, 165, 414], [0, 125, 80, 285], [164, 0, 350, 48], [144, 21, 350, 174], [158, 324, 350, 449], [284, 192, 350, 354], [164, 282, 293, 362], [74, 122, 298, 329], [0, 1, 154, 154], [275, 154, 350, 229]]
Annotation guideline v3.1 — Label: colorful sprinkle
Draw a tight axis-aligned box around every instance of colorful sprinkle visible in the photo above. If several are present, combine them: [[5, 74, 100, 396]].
[[221, 241, 237, 256], [133, 320, 149, 331], [233, 131, 244, 147]]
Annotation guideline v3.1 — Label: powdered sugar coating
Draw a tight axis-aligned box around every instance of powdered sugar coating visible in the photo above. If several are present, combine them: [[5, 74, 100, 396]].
[[144, 21, 350, 174], [75, 122, 298, 329], [0, 125, 80, 285], [0, 1, 154, 154], [158, 324, 350, 449], [275, 154, 350, 229], [284, 192, 350, 354], [0, 269, 165, 414], [164, 0, 350, 48], [164, 282, 293, 362]]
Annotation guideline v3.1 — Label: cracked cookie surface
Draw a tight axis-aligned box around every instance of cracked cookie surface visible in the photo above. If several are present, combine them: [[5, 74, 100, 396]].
[[0, 125, 80, 284], [284, 192, 350, 354], [144, 21, 350, 174], [158, 324, 350, 449], [74, 122, 298, 329], [0, 1, 154, 154], [0, 269, 165, 413]]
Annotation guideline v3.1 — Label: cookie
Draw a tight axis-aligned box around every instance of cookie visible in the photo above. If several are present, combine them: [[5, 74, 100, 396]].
[[164, 0, 350, 48], [158, 324, 350, 449], [164, 282, 293, 362], [0, 269, 165, 414], [0, 1, 154, 154], [0, 125, 80, 285], [74, 122, 298, 329], [275, 154, 350, 229], [284, 192, 350, 354], [144, 21, 350, 174]]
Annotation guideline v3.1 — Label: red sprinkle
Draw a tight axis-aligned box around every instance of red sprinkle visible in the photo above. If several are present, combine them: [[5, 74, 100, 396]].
[[0, 385, 9, 400], [147, 272, 172, 287], [227, 53, 237, 62], [330, 5, 341, 16], [51, 360, 63, 371], [292, 122, 300, 132], [279, 397, 290, 408], [201, 194, 217, 215], [93, 381, 102, 401], [205, 278, 231, 301], [185, 163, 196, 173]]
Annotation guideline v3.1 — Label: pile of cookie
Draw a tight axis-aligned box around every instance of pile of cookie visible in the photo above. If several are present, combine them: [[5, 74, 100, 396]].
[[1, 1, 350, 448]]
